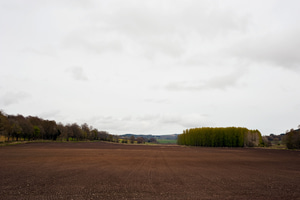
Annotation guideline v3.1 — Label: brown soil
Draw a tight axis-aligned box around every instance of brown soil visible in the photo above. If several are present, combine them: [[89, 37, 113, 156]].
[[0, 142, 299, 200]]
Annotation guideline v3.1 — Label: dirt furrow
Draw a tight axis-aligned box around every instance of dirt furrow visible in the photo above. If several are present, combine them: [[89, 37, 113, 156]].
[[0, 142, 299, 200]]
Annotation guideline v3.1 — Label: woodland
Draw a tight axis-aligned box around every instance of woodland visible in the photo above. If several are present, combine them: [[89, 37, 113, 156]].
[[0, 110, 113, 142], [1, 110, 299, 149]]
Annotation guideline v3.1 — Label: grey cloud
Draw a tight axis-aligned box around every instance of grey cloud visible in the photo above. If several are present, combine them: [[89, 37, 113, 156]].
[[144, 98, 170, 104], [229, 29, 300, 69], [180, 55, 212, 67], [181, 5, 249, 38], [88, 114, 202, 134], [89, 115, 145, 134], [66, 67, 88, 81], [60, 0, 94, 8], [142, 38, 185, 59], [62, 34, 123, 54], [178, 116, 206, 128], [0, 91, 31, 106], [159, 114, 209, 129], [179, 52, 228, 68], [166, 70, 244, 91], [137, 114, 207, 129], [87, 1, 249, 59], [39, 110, 61, 120], [22, 46, 57, 57], [106, 1, 248, 38], [136, 114, 160, 122], [160, 115, 182, 125]]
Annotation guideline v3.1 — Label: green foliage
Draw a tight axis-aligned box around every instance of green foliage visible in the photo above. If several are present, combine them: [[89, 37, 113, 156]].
[[11, 123, 22, 141], [286, 129, 300, 149], [33, 126, 40, 139], [177, 127, 262, 147], [157, 139, 177, 144], [121, 138, 128, 143]]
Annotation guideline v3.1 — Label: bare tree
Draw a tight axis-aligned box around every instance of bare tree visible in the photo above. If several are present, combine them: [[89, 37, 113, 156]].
[[130, 135, 135, 144], [136, 137, 145, 144], [0, 111, 8, 139], [81, 123, 90, 140], [0, 111, 115, 143], [150, 137, 157, 143], [114, 135, 120, 143], [71, 123, 81, 141]]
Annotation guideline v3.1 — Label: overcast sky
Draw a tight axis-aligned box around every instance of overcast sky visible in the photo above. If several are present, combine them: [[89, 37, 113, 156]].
[[1, 0, 300, 135]]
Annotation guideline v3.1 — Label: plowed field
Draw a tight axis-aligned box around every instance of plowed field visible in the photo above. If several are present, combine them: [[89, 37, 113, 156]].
[[0, 142, 299, 200]]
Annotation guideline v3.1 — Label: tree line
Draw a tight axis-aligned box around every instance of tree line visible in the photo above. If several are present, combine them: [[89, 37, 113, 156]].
[[177, 127, 262, 147], [0, 110, 114, 142], [120, 135, 158, 144], [285, 128, 300, 149], [260, 126, 300, 149]]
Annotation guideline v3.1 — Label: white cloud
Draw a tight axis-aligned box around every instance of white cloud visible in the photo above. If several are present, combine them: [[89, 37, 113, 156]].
[[56, 0, 250, 61], [66, 67, 88, 81], [1, 0, 300, 135], [0, 91, 31, 106]]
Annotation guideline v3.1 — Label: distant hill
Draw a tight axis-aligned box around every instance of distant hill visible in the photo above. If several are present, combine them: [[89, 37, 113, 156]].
[[155, 134, 178, 140]]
